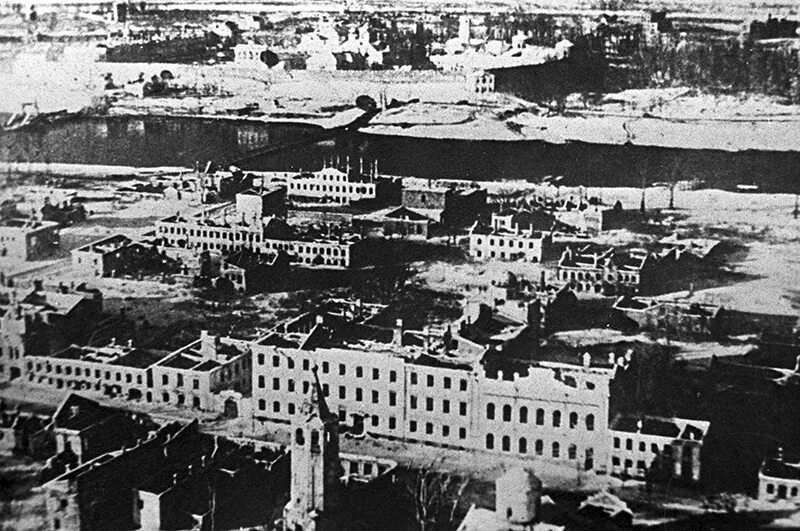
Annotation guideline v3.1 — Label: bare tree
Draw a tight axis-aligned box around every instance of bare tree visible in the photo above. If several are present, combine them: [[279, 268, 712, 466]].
[[404, 460, 471, 531]]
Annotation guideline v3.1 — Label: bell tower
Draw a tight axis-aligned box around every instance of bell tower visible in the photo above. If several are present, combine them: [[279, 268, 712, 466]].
[[284, 367, 342, 531]]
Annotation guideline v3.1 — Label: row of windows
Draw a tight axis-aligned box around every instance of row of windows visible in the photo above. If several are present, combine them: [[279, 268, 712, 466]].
[[559, 269, 639, 284], [162, 392, 202, 408], [259, 363, 470, 394], [410, 396, 467, 415], [485, 434, 589, 460], [614, 437, 670, 453], [764, 483, 800, 499], [27, 361, 211, 391], [611, 456, 649, 471], [473, 237, 542, 248], [409, 372, 468, 391], [162, 372, 204, 389], [28, 362, 152, 385], [486, 405, 595, 431], [0, 347, 21, 359], [289, 182, 373, 195], [474, 250, 539, 261], [408, 420, 468, 439]]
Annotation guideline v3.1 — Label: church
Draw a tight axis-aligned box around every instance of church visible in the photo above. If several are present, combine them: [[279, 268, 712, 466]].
[[283, 368, 403, 531]]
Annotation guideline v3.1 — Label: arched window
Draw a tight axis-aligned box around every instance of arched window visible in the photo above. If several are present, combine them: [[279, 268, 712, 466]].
[[502, 436, 510, 452], [552, 442, 560, 458], [586, 414, 595, 431], [536, 408, 545, 425], [568, 444, 577, 460], [502, 405, 511, 422], [535, 440, 543, 455], [486, 403, 495, 420], [552, 410, 561, 427], [486, 434, 494, 450], [519, 438, 527, 454], [295, 428, 305, 445], [519, 406, 528, 424], [569, 412, 578, 429]]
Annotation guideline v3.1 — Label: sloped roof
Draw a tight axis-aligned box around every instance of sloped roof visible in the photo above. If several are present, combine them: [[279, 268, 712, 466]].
[[53, 393, 117, 432], [761, 457, 800, 481]]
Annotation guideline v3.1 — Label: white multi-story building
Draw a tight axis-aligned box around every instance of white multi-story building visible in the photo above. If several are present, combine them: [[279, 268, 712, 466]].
[[468, 225, 552, 263], [155, 198, 369, 268], [249, 312, 617, 471], [24, 331, 250, 412], [256, 164, 398, 207], [0, 218, 60, 261]]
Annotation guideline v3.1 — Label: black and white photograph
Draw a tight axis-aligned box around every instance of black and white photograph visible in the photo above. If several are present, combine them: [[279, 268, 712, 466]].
[[0, 0, 798, 529]]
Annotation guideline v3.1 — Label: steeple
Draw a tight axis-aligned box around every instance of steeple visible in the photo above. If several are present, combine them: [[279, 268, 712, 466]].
[[284, 366, 342, 531]]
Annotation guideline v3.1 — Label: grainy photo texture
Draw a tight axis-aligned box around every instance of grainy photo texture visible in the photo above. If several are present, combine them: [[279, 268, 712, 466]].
[[0, 1, 798, 529]]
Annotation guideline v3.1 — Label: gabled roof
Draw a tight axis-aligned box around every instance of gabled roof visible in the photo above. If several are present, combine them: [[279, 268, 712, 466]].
[[22, 291, 86, 316], [761, 456, 800, 481], [53, 393, 117, 432]]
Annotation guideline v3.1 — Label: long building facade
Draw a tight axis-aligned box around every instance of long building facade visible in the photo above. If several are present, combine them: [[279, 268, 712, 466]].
[[156, 205, 369, 268], [248, 313, 616, 472]]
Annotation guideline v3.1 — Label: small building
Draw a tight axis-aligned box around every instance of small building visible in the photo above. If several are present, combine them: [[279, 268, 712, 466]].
[[151, 331, 252, 411], [235, 187, 286, 223], [71, 234, 133, 277], [50, 393, 154, 467], [219, 249, 290, 293], [551, 201, 628, 234], [472, 70, 496, 95], [233, 43, 274, 66], [759, 450, 800, 502], [402, 185, 487, 228], [458, 467, 542, 531], [468, 223, 552, 263], [608, 414, 709, 484], [353, 206, 437, 239], [490, 208, 562, 234], [0, 218, 60, 261], [71, 234, 181, 279], [612, 296, 724, 340], [0, 406, 52, 457], [556, 246, 659, 296]]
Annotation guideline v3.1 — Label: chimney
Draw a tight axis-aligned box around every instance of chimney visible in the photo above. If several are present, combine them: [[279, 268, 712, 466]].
[[582, 352, 591, 369], [777, 447, 784, 461], [443, 325, 452, 355], [393, 319, 404, 346], [199, 330, 219, 359], [127, 339, 133, 348], [172, 472, 179, 486], [423, 326, 430, 353], [794, 354, 800, 374], [540, 270, 546, 289], [315, 314, 325, 326], [608, 352, 615, 366], [33, 279, 43, 292], [636, 419, 643, 433], [70, 405, 80, 418], [527, 299, 541, 328]]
